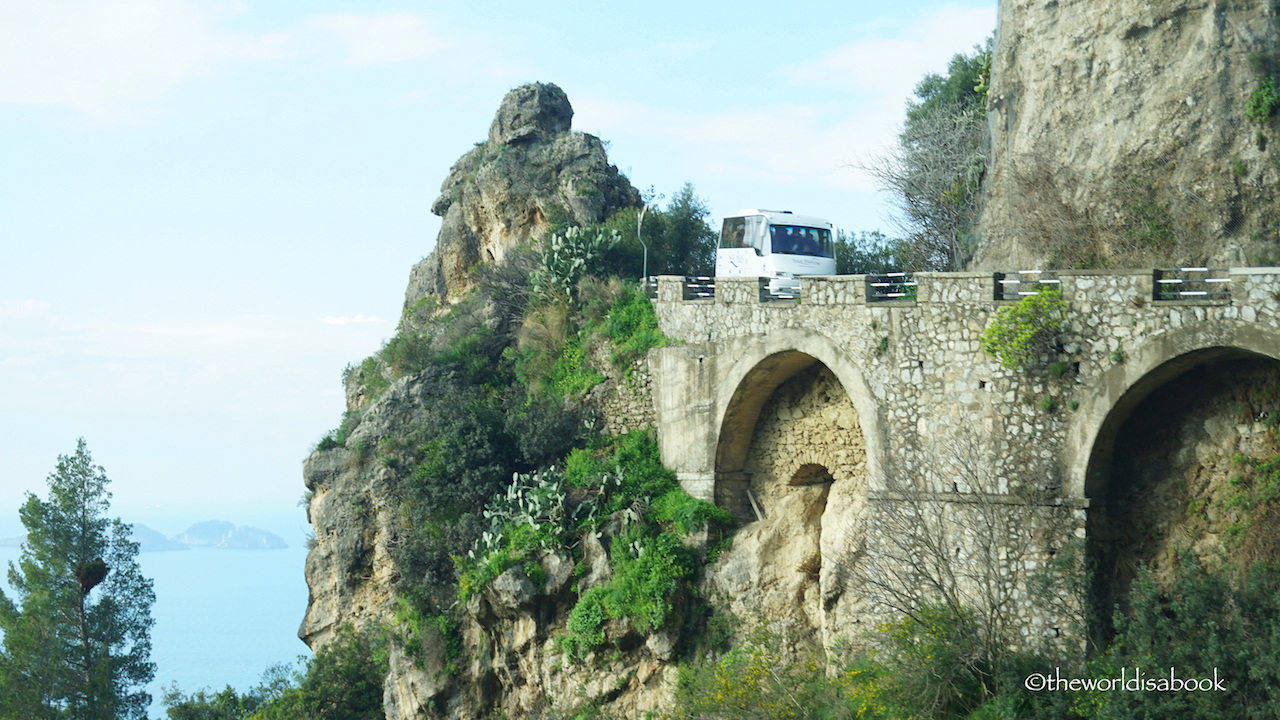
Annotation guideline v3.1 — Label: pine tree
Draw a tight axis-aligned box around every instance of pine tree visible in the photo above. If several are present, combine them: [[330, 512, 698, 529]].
[[0, 439, 156, 720]]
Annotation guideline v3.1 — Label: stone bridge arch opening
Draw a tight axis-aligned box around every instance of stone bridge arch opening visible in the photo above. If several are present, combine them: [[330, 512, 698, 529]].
[[1079, 335, 1280, 644], [713, 351, 871, 519], [708, 349, 872, 638]]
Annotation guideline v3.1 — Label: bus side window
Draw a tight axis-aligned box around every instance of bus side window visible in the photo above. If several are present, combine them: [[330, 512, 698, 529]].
[[719, 218, 747, 249]]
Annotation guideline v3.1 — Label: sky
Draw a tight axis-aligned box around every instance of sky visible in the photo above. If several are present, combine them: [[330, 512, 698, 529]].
[[0, 0, 995, 535]]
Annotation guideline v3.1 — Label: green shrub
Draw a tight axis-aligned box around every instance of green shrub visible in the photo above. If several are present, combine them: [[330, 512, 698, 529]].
[[672, 624, 852, 720], [388, 381, 524, 609], [379, 330, 434, 378], [566, 430, 679, 514], [1226, 449, 1280, 542], [981, 289, 1068, 370], [1246, 77, 1280, 123], [545, 331, 605, 396], [315, 410, 363, 451], [650, 489, 733, 535], [1080, 557, 1280, 719], [563, 587, 609, 659], [562, 527, 697, 660], [603, 528, 693, 632], [557, 432, 733, 661], [601, 284, 670, 370], [435, 326, 510, 389]]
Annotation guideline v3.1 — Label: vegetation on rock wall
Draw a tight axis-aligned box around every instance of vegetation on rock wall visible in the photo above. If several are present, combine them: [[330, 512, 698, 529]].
[[557, 432, 732, 660], [980, 288, 1070, 370], [302, 183, 718, 688], [1246, 51, 1280, 124]]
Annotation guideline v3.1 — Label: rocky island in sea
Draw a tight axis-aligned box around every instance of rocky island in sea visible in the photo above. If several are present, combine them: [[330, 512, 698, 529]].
[[169, 520, 288, 550]]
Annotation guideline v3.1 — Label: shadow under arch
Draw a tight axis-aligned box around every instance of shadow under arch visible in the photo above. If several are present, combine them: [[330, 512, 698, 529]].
[[709, 329, 884, 512], [1065, 320, 1280, 499]]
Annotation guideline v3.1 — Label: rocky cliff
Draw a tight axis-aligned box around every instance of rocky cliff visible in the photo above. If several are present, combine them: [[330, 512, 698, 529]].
[[402, 82, 640, 324], [974, 0, 1280, 270], [301, 85, 672, 719]]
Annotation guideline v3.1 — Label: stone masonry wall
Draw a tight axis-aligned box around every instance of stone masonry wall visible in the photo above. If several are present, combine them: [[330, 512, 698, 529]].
[[652, 269, 1280, 496], [650, 269, 1280, 649]]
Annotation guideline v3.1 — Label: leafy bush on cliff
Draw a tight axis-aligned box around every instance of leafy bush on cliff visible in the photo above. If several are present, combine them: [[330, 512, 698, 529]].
[[564, 430, 675, 513], [980, 288, 1069, 370], [389, 377, 579, 609], [1254, 81, 1279, 120], [558, 436, 731, 659], [451, 430, 732, 659], [601, 282, 670, 370]]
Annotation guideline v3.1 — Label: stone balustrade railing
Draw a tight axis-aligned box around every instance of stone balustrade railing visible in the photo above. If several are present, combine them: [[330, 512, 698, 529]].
[[651, 268, 1280, 307]]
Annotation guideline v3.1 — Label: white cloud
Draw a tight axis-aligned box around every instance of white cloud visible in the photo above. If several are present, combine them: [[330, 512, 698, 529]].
[[0, 299, 52, 321], [786, 4, 996, 97], [577, 97, 885, 192], [574, 4, 995, 195], [308, 13, 445, 66], [0, 305, 386, 416], [0, 0, 283, 121]]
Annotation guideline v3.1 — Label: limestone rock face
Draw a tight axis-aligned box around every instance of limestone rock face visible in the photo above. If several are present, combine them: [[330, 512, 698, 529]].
[[403, 82, 640, 322], [487, 82, 573, 145], [974, 0, 1280, 270]]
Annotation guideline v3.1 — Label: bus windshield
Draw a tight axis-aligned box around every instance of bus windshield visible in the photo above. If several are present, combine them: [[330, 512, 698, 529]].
[[769, 224, 834, 258]]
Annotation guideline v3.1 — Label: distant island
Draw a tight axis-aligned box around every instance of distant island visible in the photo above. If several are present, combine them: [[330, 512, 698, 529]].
[[124, 521, 289, 552], [169, 520, 288, 550], [129, 524, 189, 552], [4, 522, 288, 552]]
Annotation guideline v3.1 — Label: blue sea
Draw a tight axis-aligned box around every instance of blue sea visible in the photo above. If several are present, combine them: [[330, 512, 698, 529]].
[[0, 512, 314, 719]]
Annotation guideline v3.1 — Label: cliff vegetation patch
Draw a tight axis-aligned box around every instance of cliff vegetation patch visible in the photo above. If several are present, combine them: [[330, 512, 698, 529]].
[[980, 288, 1070, 371]]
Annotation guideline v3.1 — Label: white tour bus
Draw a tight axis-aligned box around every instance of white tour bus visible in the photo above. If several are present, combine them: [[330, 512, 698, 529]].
[[715, 209, 836, 292]]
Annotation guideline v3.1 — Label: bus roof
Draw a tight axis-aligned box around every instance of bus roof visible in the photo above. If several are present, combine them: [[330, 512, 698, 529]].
[[725, 209, 834, 230]]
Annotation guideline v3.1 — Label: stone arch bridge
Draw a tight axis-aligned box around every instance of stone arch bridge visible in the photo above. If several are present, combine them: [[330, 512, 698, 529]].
[[646, 269, 1280, 638]]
